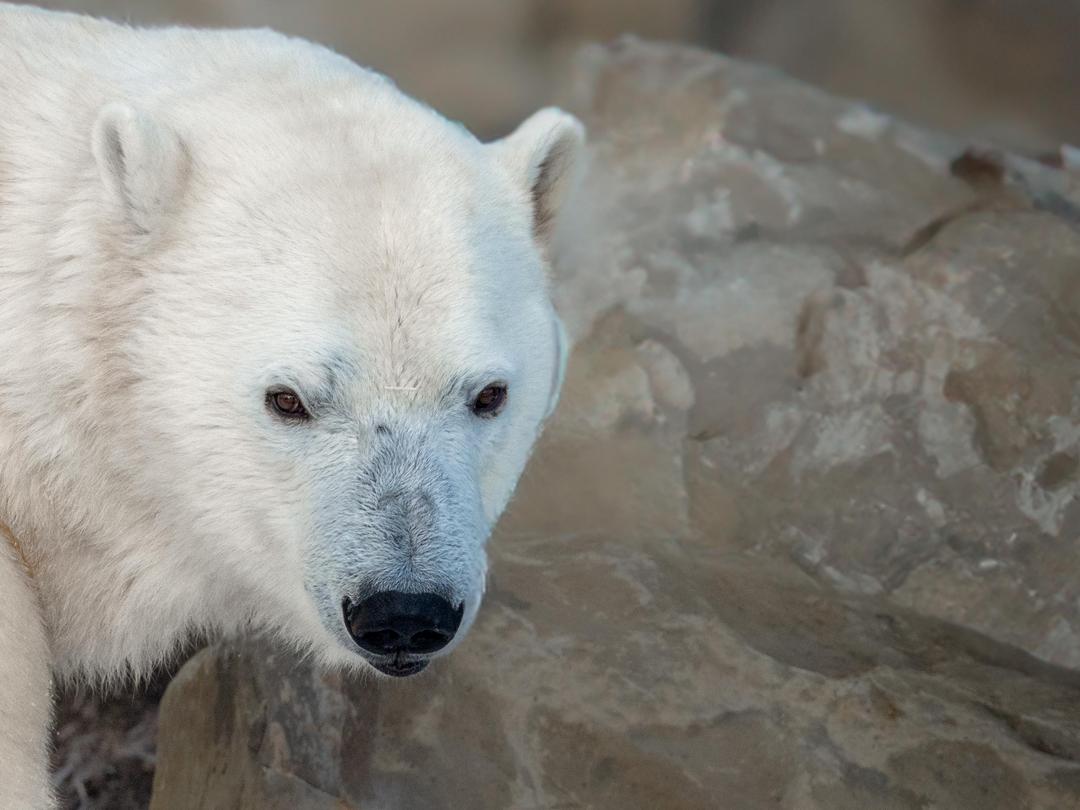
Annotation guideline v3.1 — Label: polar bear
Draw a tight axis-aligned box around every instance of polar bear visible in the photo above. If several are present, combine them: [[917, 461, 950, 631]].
[[0, 4, 583, 806]]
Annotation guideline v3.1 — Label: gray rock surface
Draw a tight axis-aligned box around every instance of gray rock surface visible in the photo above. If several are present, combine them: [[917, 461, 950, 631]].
[[151, 39, 1080, 809]]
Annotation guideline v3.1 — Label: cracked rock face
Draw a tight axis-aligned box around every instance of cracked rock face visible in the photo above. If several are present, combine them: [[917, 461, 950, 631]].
[[150, 40, 1080, 808]]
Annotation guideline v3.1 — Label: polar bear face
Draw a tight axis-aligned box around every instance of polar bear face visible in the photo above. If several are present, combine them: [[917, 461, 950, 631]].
[[88, 80, 582, 676]]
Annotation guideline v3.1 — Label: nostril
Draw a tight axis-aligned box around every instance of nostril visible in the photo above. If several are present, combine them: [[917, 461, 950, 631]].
[[359, 628, 402, 652], [408, 628, 452, 654]]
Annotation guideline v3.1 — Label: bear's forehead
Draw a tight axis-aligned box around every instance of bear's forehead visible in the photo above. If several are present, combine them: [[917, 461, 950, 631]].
[[273, 281, 520, 404], [176, 87, 545, 390], [199, 123, 520, 270], [226, 191, 536, 392], [222, 146, 536, 312], [183, 75, 534, 282]]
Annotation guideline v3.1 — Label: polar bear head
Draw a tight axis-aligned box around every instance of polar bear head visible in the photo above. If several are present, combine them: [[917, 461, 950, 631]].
[[86, 59, 583, 677]]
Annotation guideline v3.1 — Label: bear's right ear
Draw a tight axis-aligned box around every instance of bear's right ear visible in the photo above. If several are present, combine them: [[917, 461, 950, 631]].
[[492, 107, 586, 247], [91, 103, 187, 241]]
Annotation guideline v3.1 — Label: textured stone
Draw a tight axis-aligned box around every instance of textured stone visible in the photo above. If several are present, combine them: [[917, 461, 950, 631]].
[[548, 38, 1080, 668], [152, 40, 1080, 808], [151, 548, 1080, 809]]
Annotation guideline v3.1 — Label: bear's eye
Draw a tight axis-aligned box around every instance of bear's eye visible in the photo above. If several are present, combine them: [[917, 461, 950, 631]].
[[267, 388, 310, 420], [471, 383, 508, 418]]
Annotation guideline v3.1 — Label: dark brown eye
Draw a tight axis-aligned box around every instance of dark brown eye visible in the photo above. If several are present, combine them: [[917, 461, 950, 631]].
[[471, 383, 508, 417], [268, 388, 309, 420]]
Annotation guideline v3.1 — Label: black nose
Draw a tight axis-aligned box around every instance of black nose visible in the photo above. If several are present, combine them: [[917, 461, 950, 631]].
[[344, 591, 464, 656]]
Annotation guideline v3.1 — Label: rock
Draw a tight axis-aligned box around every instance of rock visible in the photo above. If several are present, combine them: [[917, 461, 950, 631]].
[[703, 0, 1080, 152], [151, 550, 1080, 809], [152, 39, 1080, 808], [152, 547, 1080, 809], [545, 37, 1080, 669]]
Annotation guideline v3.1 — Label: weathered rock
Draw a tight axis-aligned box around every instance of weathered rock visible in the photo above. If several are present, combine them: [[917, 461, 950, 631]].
[[152, 39, 1080, 808], [543, 38, 1080, 669], [152, 548, 1080, 809]]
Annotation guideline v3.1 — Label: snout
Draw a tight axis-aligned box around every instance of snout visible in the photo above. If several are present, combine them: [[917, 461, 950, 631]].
[[343, 591, 464, 676]]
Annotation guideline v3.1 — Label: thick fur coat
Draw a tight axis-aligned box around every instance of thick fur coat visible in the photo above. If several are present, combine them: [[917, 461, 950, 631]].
[[0, 4, 582, 806]]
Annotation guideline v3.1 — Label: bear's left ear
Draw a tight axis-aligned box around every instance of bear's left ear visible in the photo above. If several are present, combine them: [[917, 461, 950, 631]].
[[91, 103, 187, 241], [492, 107, 585, 245]]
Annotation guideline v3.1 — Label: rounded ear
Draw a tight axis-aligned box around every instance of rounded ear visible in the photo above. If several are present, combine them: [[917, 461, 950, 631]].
[[544, 311, 570, 421], [493, 107, 586, 245], [91, 102, 187, 240]]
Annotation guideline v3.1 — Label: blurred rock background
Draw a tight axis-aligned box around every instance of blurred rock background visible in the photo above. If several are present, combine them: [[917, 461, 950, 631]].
[[13, 0, 1080, 807], [20, 0, 1080, 150]]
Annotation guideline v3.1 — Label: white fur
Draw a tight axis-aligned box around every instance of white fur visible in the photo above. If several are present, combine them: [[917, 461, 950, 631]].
[[0, 4, 583, 806]]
